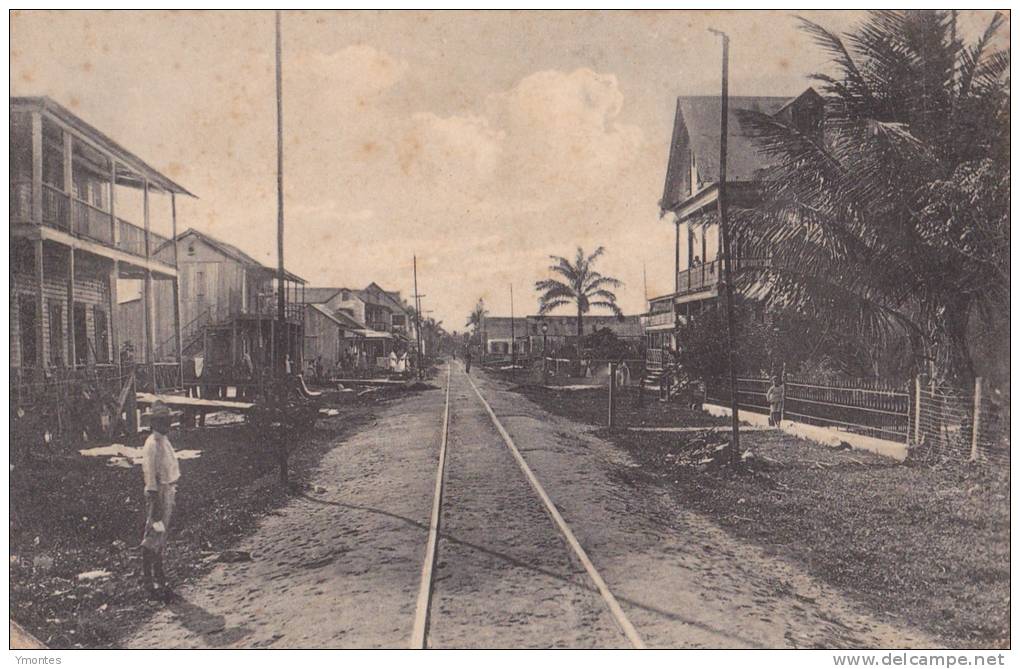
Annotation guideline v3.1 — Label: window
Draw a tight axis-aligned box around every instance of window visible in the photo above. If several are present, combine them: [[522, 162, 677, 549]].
[[195, 270, 205, 299], [48, 301, 64, 366], [19, 295, 37, 367], [73, 302, 88, 365], [93, 307, 109, 363]]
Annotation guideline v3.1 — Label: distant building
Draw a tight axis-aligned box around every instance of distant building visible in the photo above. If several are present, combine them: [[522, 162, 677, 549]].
[[483, 314, 643, 356], [301, 282, 416, 370]]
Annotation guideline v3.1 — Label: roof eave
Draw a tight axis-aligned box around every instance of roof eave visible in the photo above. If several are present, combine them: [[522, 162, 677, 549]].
[[12, 96, 196, 198]]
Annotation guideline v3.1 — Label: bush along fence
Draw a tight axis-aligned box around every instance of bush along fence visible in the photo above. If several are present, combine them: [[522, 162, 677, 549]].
[[11, 361, 189, 454], [704, 375, 1009, 464]]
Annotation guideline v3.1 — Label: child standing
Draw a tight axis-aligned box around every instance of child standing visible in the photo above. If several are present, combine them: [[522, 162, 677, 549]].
[[140, 400, 181, 602], [766, 376, 785, 427]]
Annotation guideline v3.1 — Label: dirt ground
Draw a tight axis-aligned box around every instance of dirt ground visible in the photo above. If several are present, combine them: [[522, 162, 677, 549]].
[[10, 395, 378, 649], [119, 362, 938, 648], [427, 367, 625, 648], [509, 381, 1010, 648]]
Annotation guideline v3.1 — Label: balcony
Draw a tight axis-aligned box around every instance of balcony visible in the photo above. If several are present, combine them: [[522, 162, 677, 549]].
[[640, 311, 675, 330], [246, 295, 304, 324], [11, 180, 177, 270], [676, 256, 770, 296]]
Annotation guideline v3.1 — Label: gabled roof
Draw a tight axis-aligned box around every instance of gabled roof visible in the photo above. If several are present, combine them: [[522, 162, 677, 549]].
[[302, 287, 343, 304], [359, 282, 410, 313], [175, 228, 306, 283], [308, 303, 365, 331], [330, 308, 367, 330], [11, 96, 195, 197], [661, 93, 814, 213]]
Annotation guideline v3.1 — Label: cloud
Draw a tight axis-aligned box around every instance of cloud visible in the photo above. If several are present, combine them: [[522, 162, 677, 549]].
[[398, 112, 504, 184], [298, 44, 409, 96], [393, 67, 644, 205]]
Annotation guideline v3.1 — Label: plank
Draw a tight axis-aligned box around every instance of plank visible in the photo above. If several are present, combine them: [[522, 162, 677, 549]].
[[136, 392, 253, 411]]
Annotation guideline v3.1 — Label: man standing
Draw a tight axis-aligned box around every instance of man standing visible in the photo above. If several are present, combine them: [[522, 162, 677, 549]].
[[464, 347, 472, 374], [140, 400, 181, 602], [767, 376, 786, 427]]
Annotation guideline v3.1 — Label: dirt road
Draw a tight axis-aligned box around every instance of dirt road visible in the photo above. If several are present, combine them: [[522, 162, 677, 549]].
[[126, 362, 933, 649]]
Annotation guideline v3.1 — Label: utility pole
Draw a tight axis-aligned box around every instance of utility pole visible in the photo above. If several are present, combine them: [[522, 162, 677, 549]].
[[710, 28, 742, 466], [275, 10, 287, 376], [413, 255, 424, 380]]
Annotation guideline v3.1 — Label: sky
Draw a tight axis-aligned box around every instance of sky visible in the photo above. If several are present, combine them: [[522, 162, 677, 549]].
[[9, 10, 1003, 331]]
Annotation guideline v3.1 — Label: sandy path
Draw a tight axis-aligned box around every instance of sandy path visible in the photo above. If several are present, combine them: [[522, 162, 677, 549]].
[[469, 368, 936, 649], [426, 365, 627, 648], [125, 361, 936, 649], [126, 384, 446, 649]]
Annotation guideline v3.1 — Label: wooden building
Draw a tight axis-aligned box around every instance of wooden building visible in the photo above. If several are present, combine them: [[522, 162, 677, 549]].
[[301, 283, 415, 369], [122, 228, 306, 385], [302, 302, 366, 375], [484, 315, 643, 357], [10, 96, 192, 401], [642, 89, 823, 368]]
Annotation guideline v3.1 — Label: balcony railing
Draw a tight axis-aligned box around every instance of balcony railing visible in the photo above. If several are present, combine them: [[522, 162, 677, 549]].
[[12, 181, 177, 271], [42, 183, 71, 232], [252, 295, 304, 324], [640, 311, 675, 329], [72, 198, 114, 244], [676, 256, 770, 296]]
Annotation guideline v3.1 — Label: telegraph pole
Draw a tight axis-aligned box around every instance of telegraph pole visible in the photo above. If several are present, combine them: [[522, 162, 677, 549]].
[[275, 10, 287, 376], [710, 28, 742, 466], [413, 255, 424, 380]]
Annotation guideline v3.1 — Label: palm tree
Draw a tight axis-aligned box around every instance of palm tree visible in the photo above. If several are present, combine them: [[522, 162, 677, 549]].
[[735, 10, 1009, 384], [535, 246, 624, 364], [466, 299, 487, 349]]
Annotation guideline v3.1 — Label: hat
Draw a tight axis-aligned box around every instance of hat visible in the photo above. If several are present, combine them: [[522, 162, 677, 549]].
[[145, 399, 180, 419]]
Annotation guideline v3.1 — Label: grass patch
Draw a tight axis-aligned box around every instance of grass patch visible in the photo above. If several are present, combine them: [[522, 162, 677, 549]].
[[508, 378, 1010, 648]]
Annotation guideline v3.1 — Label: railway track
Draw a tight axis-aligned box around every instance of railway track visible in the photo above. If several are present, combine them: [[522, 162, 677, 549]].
[[410, 362, 645, 649]]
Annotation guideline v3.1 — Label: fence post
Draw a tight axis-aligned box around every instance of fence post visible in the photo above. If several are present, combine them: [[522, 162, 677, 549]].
[[913, 375, 921, 447], [970, 376, 983, 462], [608, 362, 616, 429]]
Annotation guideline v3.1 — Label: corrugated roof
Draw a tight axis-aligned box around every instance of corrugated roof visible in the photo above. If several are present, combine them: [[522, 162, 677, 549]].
[[359, 282, 409, 313], [11, 96, 195, 197], [174, 228, 306, 283], [308, 303, 366, 331], [660, 94, 802, 213], [302, 287, 343, 304]]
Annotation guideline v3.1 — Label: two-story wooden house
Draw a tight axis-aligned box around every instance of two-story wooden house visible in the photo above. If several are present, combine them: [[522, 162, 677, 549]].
[[642, 89, 823, 367], [122, 227, 307, 385], [300, 283, 415, 369], [10, 96, 192, 404]]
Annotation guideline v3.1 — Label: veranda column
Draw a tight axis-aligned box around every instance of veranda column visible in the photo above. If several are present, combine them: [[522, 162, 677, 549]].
[[143, 178, 156, 390], [67, 247, 76, 366], [34, 239, 46, 368], [171, 192, 184, 387]]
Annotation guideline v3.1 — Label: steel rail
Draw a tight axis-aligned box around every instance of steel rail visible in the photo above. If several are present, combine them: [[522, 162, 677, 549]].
[[410, 364, 452, 648], [463, 368, 646, 649]]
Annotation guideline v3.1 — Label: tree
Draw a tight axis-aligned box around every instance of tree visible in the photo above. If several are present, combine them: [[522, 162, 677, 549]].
[[736, 10, 1009, 384], [535, 246, 624, 365], [466, 299, 487, 348]]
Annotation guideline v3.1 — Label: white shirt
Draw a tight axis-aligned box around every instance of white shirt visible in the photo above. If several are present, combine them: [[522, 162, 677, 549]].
[[142, 432, 181, 492]]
